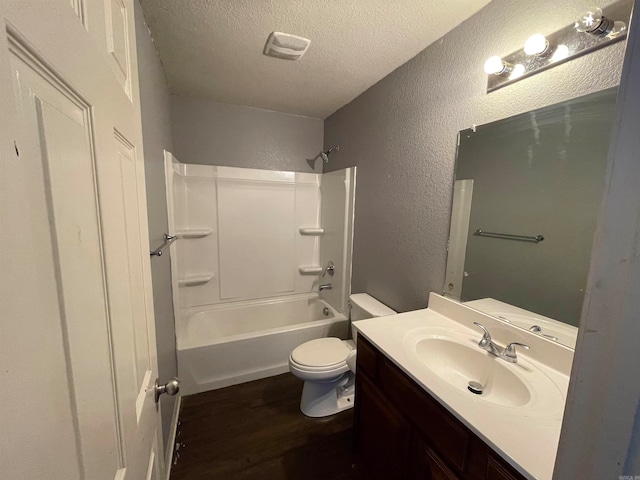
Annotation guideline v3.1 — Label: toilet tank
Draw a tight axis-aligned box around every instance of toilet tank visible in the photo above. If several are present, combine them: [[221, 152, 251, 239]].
[[349, 293, 396, 340]]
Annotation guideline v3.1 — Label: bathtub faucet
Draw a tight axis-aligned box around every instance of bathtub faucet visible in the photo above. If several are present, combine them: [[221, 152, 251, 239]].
[[319, 283, 332, 291]]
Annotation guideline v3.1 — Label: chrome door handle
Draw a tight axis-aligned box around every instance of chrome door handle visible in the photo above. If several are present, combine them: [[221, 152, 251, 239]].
[[154, 377, 180, 403]]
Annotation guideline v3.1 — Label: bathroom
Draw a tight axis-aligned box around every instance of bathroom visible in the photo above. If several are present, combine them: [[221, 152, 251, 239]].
[[2, 0, 640, 479]]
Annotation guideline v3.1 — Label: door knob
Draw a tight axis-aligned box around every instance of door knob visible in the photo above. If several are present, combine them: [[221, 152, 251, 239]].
[[154, 377, 180, 403]]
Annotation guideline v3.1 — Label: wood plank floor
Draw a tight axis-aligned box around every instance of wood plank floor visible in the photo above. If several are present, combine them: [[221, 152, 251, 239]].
[[171, 373, 356, 480]]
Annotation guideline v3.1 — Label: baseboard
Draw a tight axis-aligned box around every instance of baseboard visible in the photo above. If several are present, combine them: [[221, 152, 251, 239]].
[[165, 394, 182, 480]]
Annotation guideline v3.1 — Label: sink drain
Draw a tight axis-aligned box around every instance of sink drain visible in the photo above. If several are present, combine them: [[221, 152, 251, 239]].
[[468, 381, 484, 395]]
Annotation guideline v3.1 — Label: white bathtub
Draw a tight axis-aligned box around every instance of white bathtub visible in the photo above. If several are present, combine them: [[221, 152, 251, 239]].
[[177, 294, 349, 395]]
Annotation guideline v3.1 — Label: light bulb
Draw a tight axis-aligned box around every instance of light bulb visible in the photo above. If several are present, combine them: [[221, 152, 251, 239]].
[[551, 44, 569, 62], [484, 56, 506, 75], [509, 64, 525, 80], [575, 7, 621, 37], [524, 34, 550, 56], [607, 20, 627, 38], [575, 7, 604, 33]]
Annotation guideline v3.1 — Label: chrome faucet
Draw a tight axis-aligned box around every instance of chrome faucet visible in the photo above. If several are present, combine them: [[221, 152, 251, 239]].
[[473, 322, 530, 363], [319, 283, 332, 291]]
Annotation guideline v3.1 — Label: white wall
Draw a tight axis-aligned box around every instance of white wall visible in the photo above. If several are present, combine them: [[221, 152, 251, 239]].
[[171, 96, 324, 173], [324, 0, 625, 312], [134, 0, 177, 455]]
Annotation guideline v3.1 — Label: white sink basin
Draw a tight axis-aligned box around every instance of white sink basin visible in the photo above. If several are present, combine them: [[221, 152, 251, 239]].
[[403, 327, 564, 415], [414, 337, 530, 407]]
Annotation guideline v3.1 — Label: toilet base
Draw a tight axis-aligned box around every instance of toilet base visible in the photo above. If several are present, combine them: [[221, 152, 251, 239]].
[[300, 372, 355, 417]]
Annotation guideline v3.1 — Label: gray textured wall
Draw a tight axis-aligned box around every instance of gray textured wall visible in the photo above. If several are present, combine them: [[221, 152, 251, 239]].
[[324, 0, 625, 313], [171, 96, 324, 172], [134, 0, 177, 453]]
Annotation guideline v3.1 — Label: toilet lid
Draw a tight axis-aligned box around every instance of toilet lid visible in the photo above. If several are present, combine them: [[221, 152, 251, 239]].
[[291, 338, 350, 368]]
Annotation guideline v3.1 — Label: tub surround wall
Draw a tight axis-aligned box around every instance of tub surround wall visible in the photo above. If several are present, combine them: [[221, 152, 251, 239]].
[[171, 95, 324, 173], [319, 168, 356, 315], [166, 155, 325, 312], [133, 0, 177, 461], [324, 0, 625, 313]]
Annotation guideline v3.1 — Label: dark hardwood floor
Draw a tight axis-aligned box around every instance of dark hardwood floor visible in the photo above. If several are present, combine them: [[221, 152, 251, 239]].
[[170, 373, 356, 480]]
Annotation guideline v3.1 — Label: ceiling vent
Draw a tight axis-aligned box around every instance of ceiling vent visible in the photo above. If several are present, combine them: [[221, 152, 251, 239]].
[[264, 32, 311, 60]]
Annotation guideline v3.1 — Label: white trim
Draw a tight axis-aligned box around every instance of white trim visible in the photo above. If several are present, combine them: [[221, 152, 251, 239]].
[[164, 394, 181, 480]]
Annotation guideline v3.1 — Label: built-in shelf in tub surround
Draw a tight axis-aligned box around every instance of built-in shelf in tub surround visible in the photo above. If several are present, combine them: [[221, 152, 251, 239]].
[[298, 266, 323, 275], [176, 228, 213, 239], [298, 227, 324, 236], [178, 273, 215, 287]]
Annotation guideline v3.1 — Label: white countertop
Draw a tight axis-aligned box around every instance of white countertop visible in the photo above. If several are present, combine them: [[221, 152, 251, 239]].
[[354, 293, 573, 480]]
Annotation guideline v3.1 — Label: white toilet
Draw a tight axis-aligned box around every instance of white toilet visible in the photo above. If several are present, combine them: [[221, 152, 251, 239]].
[[289, 293, 396, 417]]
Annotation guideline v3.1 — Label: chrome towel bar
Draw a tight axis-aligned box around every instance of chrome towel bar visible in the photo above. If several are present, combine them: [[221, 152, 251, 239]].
[[150, 233, 178, 257], [473, 229, 544, 243]]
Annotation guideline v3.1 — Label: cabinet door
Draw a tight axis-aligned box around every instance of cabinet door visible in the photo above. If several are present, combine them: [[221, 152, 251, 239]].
[[463, 436, 526, 480], [355, 374, 411, 480], [410, 435, 460, 480], [379, 357, 471, 472], [485, 456, 523, 480]]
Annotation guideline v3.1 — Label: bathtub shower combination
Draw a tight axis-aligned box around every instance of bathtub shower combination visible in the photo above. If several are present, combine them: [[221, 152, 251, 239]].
[[164, 152, 356, 394]]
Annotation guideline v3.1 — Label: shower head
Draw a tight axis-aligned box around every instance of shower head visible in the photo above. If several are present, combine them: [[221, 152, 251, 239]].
[[307, 145, 340, 169], [320, 145, 340, 163]]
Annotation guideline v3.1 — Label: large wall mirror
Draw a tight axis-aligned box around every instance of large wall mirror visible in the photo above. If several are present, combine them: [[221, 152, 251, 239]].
[[444, 87, 617, 348]]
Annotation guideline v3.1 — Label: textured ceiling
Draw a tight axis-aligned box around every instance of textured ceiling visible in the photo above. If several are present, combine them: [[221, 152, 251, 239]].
[[139, 0, 492, 119]]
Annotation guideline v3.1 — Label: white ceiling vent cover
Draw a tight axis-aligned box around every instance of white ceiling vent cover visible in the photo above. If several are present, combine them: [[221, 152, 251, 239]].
[[264, 32, 311, 60]]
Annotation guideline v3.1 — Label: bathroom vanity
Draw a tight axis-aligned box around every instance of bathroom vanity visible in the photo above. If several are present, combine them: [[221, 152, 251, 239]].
[[352, 294, 573, 480], [354, 335, 525, 480]]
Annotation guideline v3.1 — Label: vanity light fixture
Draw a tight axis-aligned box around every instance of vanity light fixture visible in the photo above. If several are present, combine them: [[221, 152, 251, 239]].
[[523, 34, 551, 56], [483, 0, 631, 93]]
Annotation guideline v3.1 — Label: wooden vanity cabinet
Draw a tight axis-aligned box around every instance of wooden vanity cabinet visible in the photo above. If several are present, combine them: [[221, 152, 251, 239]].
[[354, 336, 526, 480]]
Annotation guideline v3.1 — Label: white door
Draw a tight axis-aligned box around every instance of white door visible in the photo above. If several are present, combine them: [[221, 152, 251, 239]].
[[0, 1, 162, 480]]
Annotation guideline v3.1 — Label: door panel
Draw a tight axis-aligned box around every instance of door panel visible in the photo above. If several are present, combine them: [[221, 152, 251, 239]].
[[105, 0, 131, 96], [1, 48, 86, 480], [70, 0, 86, 25], [11, 43, 123, 480], [115, 132, 151, 386]]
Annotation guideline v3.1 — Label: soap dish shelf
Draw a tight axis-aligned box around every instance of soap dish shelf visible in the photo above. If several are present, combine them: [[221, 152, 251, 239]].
[[298, 266, 323, 275], [176, 228, 213, 239], [298, 227, 324, 236], [178, 273, 215, 287]]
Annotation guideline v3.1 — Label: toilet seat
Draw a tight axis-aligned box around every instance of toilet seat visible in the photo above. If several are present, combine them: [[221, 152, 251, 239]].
[[289, 359, 349, 376], [291, 338, 351, 369], [289, 338, 355, 381]]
